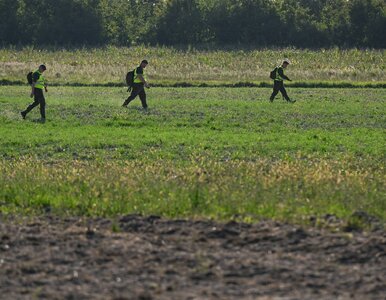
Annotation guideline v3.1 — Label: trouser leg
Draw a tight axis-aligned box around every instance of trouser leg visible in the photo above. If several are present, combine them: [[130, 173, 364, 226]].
[[122, 84, 144, 106], [270, 81, 280, 101], [24, 100, 39, 115], [24, 89, 45, 115], [24, 89, 45, 119], [122, 90, 136, 106], [279, 83, 290, 101], [39, 95, 46, 119], [138, 89, 147, 109], [25, 89, 45, 115]]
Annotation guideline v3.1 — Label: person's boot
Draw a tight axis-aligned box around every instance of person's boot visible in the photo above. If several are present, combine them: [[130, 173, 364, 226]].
[[287, 98, 296, 103], [122, 98, 130, 107], [21, 111, 26, 119]]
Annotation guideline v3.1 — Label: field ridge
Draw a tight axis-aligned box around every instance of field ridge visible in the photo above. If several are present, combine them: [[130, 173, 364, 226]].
[[1, 80, 386, 89]]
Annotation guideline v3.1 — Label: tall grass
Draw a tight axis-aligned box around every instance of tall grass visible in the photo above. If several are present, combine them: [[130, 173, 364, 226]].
[[1, 157, 384, 222], [0, 46, 385, 85]]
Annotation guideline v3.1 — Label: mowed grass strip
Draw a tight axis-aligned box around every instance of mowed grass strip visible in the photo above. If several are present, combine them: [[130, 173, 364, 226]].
[[0, 46, 385, 85], [0, 86, 385, 224], [0, 86, 385, 159]]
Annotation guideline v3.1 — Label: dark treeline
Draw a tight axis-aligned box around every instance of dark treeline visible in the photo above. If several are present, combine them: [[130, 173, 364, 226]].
[[0, 0, 385, 48]]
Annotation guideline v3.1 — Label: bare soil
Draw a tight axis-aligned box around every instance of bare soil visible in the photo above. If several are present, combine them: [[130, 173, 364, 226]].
[[0, 214, 385, 300]]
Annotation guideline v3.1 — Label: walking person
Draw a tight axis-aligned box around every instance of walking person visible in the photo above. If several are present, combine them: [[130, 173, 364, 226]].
[[270, 59, 295, 103], [122, 60, 150, 109], [21, 64, 48, 122]]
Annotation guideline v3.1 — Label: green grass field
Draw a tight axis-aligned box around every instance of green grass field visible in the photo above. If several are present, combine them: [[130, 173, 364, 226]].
[[0, 85, 385, 226], [1, 46, 385, 86]]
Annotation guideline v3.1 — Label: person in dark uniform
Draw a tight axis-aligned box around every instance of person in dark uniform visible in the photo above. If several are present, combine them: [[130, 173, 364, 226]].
[[122, 60, 150, 109], [270, 59, 295, 103], [21, 64, 48, 122]]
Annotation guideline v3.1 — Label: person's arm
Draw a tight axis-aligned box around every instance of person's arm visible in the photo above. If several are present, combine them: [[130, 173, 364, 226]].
[[30, 72, 39, 97], [30, 84, 35, 98], [137, 74, 149, 87], [278, 68, 291, 81]]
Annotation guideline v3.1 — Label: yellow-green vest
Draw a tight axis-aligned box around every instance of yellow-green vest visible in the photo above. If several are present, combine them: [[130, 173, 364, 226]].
[[275, 66, 284, 81], [34, 70, 46, 89], [133, 67, 146, 84]]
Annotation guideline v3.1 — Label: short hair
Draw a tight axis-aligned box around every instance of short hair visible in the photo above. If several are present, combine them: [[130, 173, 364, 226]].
[[141, 60, 148, 65], [282, 59, 290, 65], [39, 64, 47, 70]]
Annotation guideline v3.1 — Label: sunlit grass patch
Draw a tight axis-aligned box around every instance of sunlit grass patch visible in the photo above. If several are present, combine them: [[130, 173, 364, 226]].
[[0, 156, 384, 223]]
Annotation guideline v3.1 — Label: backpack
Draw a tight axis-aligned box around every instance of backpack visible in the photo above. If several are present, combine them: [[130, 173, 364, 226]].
[[269, 67, 277, 80], [27, 72, 33, 85], [125, 70, 134, 92]]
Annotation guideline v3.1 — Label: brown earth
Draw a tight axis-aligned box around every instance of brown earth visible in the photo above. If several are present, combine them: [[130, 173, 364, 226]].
[[0, 214, 385, 300]]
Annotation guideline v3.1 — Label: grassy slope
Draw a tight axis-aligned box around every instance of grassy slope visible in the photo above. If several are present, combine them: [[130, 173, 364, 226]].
[[0, 86, 385, 224], [0, 46, 385, 86]]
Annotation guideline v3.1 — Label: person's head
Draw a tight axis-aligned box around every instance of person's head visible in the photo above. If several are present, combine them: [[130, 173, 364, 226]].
[[282, 59, 290, 68], [140, 60, 148, 68], [39, 64, 47, 72]]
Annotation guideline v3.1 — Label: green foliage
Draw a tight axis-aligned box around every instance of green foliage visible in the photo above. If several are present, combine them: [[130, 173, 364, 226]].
[[152, 0, 207, 45], [0, 0, 385, 47], [9, 0, 103, 45], [348, 0, 386, 48]]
